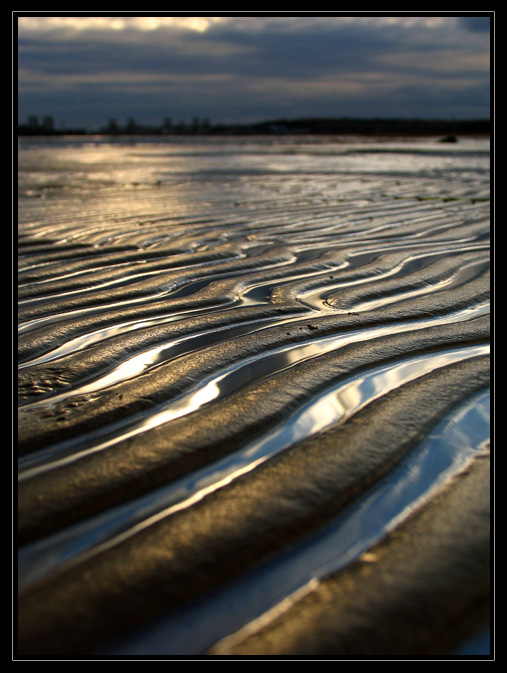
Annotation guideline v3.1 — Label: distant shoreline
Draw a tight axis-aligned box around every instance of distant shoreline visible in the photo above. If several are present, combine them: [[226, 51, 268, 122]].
[[17, 117, 490, 138]]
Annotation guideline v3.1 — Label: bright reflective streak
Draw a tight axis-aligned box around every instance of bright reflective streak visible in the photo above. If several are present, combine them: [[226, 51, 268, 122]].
[[18, 346, 488, 589], [19, 300, 489, 411], [18, 314, 296, 409], [17, 301, 234, 369], [207, 389, 490, 657], [19, 379, 222, 477], [17, 255, 294, 349], [140, 380, 222, 432], [18, 307, 489, 478], [239, 343, 489, 462], [17, 288, 170, 338], [17, 269, 170, 305], [17, 243, 488, 369], [350, 258, 489, 312], [300, 249, 489, 311]]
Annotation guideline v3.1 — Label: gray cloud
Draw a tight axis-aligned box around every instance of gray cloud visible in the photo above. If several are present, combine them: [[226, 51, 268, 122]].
[[458, 16, 490, 33], [17, 14, 491, 129]]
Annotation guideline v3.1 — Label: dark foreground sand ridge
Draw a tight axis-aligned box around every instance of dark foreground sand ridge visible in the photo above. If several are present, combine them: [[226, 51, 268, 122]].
[[17, 135, 491, 657]]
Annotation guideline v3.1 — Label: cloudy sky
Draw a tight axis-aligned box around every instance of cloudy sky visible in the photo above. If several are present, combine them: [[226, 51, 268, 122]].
[[16, 14, 491, 131]]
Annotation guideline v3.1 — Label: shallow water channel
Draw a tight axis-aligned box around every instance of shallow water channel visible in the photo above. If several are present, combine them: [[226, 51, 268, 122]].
[[17, 135, 491, 656]]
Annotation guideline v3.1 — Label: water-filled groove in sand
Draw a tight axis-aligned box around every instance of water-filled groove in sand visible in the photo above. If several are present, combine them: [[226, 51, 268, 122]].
[[18, 310, 489, 472], [18, 135, 490, 656]]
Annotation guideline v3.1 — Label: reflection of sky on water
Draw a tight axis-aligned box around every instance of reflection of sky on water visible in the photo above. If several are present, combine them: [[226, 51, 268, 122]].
[[18, 305, 488, 479], [241, 343, 489, 464], [17, 135, 490, 655], [91, 388, 490, 655], [349, 257, 490, 313], [18, 346, 489, 593], [18, 138, 491, 191], [18, 139, 491, 246]]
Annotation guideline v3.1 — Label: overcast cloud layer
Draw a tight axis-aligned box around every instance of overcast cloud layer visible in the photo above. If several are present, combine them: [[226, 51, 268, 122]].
[[17, 14, 491, 130]]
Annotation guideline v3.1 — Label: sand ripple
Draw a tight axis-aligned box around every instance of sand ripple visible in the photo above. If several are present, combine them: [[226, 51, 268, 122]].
[[17, 136, 490, 656]]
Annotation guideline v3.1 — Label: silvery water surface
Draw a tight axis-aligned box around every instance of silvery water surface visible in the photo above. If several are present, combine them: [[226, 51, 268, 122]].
[[17, 134, 491, 655]]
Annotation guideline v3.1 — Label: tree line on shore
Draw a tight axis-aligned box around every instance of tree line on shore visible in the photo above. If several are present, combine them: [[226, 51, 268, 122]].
[[18, 115, 490, 137]]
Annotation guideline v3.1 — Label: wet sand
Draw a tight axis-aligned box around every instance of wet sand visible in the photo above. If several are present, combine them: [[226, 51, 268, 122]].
[[17, 135, 491, 657]]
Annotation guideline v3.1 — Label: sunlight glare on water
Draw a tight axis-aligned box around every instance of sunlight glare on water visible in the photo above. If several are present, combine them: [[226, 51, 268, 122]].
[[18, 134, 490, 657]]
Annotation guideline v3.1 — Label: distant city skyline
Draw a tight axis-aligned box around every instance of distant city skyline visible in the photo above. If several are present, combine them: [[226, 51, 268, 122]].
[[17, 14, 492, 132]]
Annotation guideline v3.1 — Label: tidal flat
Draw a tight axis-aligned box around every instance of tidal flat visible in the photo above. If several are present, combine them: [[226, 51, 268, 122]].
[[17, 134, 491, 657]]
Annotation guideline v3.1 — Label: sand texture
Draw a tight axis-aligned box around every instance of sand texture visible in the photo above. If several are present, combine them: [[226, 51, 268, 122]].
[[17, 135, 491, 657]]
